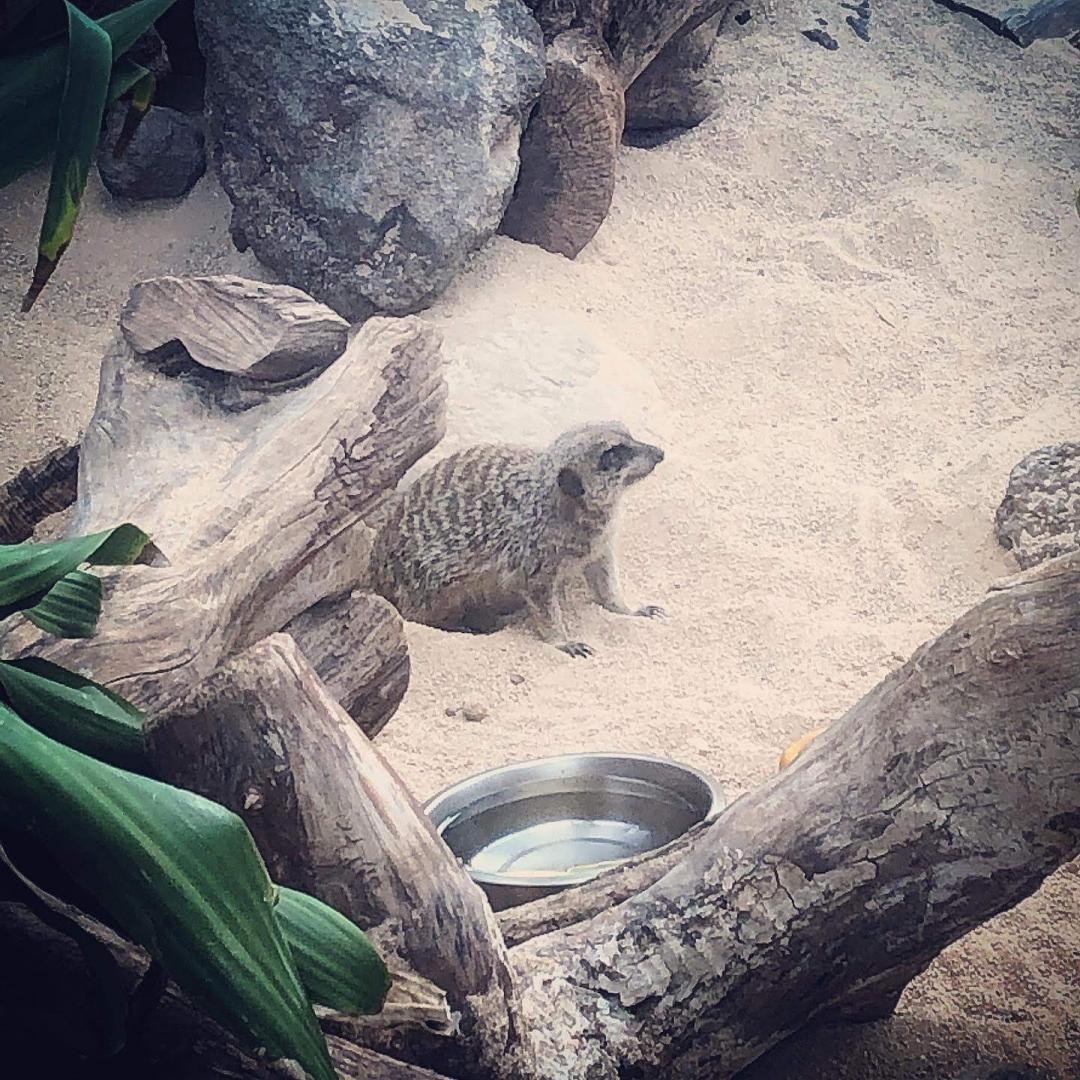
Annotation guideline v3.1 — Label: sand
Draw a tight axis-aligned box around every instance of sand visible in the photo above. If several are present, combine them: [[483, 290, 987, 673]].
[[1, 0, 1078, 1075]]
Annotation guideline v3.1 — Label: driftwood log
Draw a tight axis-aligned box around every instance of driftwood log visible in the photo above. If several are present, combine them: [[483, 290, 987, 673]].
[[0, 277, 445, 732], [0, 440, 80, 544], [509, 1, 729, 254]]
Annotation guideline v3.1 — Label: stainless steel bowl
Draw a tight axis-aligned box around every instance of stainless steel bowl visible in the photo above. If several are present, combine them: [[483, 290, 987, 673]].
[[424, 753, 724, 911]]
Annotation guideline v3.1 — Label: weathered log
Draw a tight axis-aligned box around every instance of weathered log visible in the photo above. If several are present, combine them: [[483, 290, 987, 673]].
[[509, 1, 728, 259], [623, 6, 727, 133], [283, 590, 410, 739], [0, 901, 450, 1080], [509, 551, 1080, 1078], [0, 440, 80, 544], [146, 634, 525, 1080], [524, 0, 728, 85], [497, 822, 708, 947], [502, 30, 624, 258], [1, 294, 445, 715], [120, 275, 349, 381]]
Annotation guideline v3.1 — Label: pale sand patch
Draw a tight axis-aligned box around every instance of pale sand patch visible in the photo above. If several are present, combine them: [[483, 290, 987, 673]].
[[1, 0, 1078, 1074]]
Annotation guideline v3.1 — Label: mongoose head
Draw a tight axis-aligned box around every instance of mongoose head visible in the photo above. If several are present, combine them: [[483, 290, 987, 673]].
[[546, 422, 665, 506]]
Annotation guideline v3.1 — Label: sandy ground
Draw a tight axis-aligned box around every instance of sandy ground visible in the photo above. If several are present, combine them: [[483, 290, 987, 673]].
[[2, 0, 1079, 1076]]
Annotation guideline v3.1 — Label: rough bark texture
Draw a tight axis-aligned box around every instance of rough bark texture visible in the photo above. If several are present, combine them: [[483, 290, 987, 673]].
[[0, 902, 450, 1080], [120, 275, 349, 380], [623, 7, 727, 132], [509, 552, 1080, 1079], [283, 590, 410, 739], [146, 635, 526, 1080], [0, 440, 80, 544], [0, 302, 445, 715], [524, 0, 728, 84], [502, 31, 625, 258], [497, 822, 708, 947]]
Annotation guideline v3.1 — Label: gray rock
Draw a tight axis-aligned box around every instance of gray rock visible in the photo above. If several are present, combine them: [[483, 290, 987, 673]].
[[120, 275, 349, 382], [195, 0, 545, 321], [932, 0, 1080, 46], [995, 442, 1080, 569], [97, 105, 206, 200]]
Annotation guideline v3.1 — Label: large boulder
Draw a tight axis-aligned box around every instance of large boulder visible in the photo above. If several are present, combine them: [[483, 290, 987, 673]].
[[995, 442, 1080, 569], [195, 0, 545, 321]]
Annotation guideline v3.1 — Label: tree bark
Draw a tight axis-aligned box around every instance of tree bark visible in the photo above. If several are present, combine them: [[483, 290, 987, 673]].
[[509, 1, 729, 260], [502, 30, 624, 259], [146, 634, 527, 1080], [508, 552, 1080, 1078], [283, 590, 410, 739], [623, 6, 728, 133], [0, 302, 445, 716], [0, 440, 80, 544]]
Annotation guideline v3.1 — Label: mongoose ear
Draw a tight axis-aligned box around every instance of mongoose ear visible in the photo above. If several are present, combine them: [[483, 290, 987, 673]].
[[557, 467, 585, 499]]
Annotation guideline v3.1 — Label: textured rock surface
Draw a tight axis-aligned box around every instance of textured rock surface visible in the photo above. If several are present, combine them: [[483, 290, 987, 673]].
[[624, 7, 726, 132], [97, 105, 206, 200], [195, 0, 544, 321], [995, 443, 1080, 569]]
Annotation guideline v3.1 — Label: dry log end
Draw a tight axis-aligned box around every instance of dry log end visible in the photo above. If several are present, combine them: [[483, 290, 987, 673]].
[[284, 591, 410, 739], [778, 724, 830, 770], [120, 275, 349, 381], [501, 30, 624, 259]]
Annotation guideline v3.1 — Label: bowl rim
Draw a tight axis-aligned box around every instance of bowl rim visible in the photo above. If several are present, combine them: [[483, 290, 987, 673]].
[[422, 751, 724, 890]]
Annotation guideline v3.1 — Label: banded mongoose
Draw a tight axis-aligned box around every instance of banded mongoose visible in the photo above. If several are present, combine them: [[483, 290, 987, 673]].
[[369, 421, 665, 657]]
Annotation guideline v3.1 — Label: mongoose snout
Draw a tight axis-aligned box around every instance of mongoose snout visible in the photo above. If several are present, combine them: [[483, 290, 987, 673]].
[[369, 421, 666, 657]]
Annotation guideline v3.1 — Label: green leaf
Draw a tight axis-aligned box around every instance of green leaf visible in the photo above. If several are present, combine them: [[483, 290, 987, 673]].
[[276, 886, 391, 1016], [22, 2, 112, 311], [0, 523, 151, 617], [0, 702, 337, 1080], [0, 656, 145, 770], [23, 568, 103, 637], [97, 0, 181, 59], [107, 58, 155, 158]]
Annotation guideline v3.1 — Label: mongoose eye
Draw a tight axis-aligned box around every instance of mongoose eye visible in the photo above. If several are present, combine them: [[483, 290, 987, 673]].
[[599, 443, 636, 472]]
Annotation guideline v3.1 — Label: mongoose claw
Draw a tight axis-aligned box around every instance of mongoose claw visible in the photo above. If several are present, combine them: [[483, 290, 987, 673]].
[[635, 605, 666, 619], [559, 641, 594, 658]]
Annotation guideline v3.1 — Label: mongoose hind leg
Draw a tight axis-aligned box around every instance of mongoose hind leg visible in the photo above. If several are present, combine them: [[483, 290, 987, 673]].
[[584, 546, 666, 619], [525, 579, 593, 658]]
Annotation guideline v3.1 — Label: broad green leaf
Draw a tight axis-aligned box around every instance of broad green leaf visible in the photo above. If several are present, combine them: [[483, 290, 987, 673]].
[[0, 656, 145, 770], [0, 841, 130, 1055], [0, 702, 337, 1080], [0, 523, 151, 616], [22, 2, 112, 311], [276, 886, 391, 1016], [22, 567, 103, 637]]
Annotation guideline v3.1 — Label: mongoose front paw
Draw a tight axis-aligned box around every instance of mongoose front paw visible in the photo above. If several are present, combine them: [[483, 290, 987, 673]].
[[558, 641, 594, 658], [635, 605, 666, 619]]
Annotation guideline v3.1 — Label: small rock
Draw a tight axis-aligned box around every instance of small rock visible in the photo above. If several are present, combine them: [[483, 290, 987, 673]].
[[846, 14, 871, 40], [97, 105, 205, 200], [445, 706, 459, 718], [995, 442, 1080, 569], [508, 672, 525, 686], [802, 27, 840, 48], [461, 704, 489, 723]]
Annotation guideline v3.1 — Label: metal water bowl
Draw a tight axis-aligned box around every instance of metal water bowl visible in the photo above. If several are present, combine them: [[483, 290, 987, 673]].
[[424, 753, 724, 911]]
